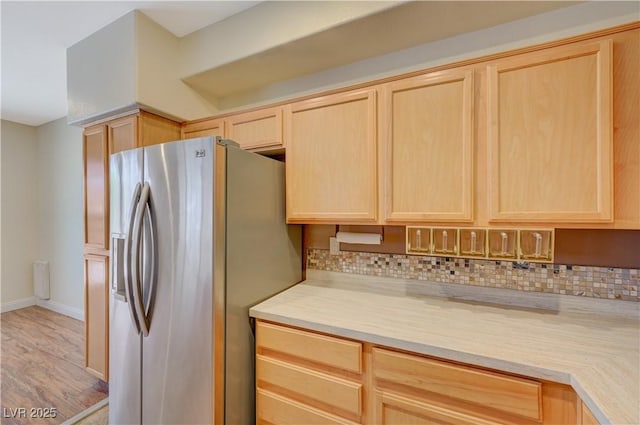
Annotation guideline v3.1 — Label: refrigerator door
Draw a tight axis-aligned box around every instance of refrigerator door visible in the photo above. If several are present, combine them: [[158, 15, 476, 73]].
[[141, 138, 214, 425], [109, 147, 144, 425]]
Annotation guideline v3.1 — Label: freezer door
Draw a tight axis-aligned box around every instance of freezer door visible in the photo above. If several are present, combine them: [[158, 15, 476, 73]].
[[109, 148, 143, 425], [141, 138, 214, 425]]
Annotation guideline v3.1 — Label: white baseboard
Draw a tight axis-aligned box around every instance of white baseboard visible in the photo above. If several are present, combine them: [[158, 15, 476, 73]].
[[1, 297, 84, 321], [37, 299, 84, 321], [1, 297, 37, 313]]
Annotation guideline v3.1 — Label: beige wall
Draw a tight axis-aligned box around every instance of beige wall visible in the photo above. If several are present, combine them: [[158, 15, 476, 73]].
[[0, 118, 84, 318], [67, 1, 638, 123], [135, 11, 218, 121], [66, 11, 137, 125], [1, 120, 39, 309], [217, 1, 640, 110], [178, 1, 398, 77], [35, 118, 83, 318]]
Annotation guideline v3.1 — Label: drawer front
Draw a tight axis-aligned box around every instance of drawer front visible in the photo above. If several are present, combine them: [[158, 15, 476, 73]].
[[257, 389, 359, 425], [257, 355, 362, 418], [376, 390, 503, 425], [256, 321, 362, 373], [372, 347, 542, 421]]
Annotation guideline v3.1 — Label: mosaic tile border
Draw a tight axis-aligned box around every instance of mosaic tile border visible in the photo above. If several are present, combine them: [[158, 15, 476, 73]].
[[307, 248, 640, 302]]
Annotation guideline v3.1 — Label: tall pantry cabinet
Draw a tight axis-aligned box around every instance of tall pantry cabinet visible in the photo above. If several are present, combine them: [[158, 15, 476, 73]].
[[82, 111, 180, 380]]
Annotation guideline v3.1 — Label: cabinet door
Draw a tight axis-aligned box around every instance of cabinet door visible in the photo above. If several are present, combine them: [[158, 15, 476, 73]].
[[225, 106, 283, 151], [372, 347, 541, 422], [138, 111, 181, 147], [375, 391, 500, 425], [383, 70, 474, 222], [84, 254, 109, 381], [83, 125, 109, 250], [487, 40, 613, 222], [285, 88, 378, 223], [182, 118, 224, 140], [108, 115, 138, 154]]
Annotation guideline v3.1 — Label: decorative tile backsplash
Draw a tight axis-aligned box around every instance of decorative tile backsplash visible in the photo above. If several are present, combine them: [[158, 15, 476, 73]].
[[307, 248, 640, 302]]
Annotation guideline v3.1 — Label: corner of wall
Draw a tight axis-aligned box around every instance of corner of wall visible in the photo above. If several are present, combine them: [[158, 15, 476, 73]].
[[134, 11, 219, 121], [1, 120, 39, 305], [66, 11, 137, 124], [34, 118, 84, 315]]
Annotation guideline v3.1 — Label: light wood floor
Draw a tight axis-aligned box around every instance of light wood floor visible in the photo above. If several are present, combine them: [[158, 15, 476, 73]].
[[1, 306, 108, 425]]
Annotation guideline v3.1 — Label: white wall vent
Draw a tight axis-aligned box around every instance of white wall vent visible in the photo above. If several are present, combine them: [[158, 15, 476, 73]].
[[33, 260, 50, 300]]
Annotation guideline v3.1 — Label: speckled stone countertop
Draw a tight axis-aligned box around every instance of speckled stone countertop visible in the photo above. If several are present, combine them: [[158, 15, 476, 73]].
[[250, 270, 640, 425]]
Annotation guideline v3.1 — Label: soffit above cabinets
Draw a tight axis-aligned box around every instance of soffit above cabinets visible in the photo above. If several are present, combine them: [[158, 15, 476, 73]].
[[183, 1, 580, 102]]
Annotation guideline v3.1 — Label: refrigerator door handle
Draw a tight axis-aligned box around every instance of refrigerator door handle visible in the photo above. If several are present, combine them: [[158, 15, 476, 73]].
[[131, 182, 151, 336], [142, 191, 157, 323], [124, 182, 142, 334]]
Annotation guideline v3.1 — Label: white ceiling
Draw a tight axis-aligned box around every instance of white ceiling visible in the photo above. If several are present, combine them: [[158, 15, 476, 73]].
[[0, 1, 260, 126]]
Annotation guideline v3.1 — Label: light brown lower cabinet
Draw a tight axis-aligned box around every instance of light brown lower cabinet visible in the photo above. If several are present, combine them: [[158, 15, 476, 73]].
[[256, 321, 364, 424], [256, 320, 598, 425], [84, 254, 109, 381]]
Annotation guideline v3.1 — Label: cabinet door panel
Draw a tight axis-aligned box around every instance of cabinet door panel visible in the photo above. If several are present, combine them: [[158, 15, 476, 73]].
[[373, 347, 541, 421], [139, 111, 181, 147], [384, 70, 474, 222], [84, 254, 109, 381], [225, 107, 283, 151], [108, 115, 137, 154], [83, 125, 109, 250], [487, 40, 612, 222], [375, 391, 500, 425], [286, 89, 377, 223]]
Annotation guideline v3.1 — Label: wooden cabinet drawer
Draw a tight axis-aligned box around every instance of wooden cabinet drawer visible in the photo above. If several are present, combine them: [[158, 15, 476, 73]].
[[257, 389, 359, 425], [375, 390, 502, 425], [372, 347, 542, 421], [256, 321, 362, 373], [257, 355, 362, 418]]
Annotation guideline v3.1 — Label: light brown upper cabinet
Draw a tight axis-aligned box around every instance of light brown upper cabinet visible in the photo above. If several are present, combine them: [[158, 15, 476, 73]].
[[225, 106, 283, 152], [177, 25, 638, 228], [487, 40, 613, 223], [83, 125, 109, 251], [137, 111, 181, 147], [182, 117, 224, 140], [382, 70, 474, 223], [110, 111, 181, 154], [285, 88, 378, 223], [108, 115, 137, 154]]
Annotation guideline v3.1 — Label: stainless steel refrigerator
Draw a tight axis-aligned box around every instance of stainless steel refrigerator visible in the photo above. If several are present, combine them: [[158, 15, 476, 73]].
[[109, 137, 302, 424]]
